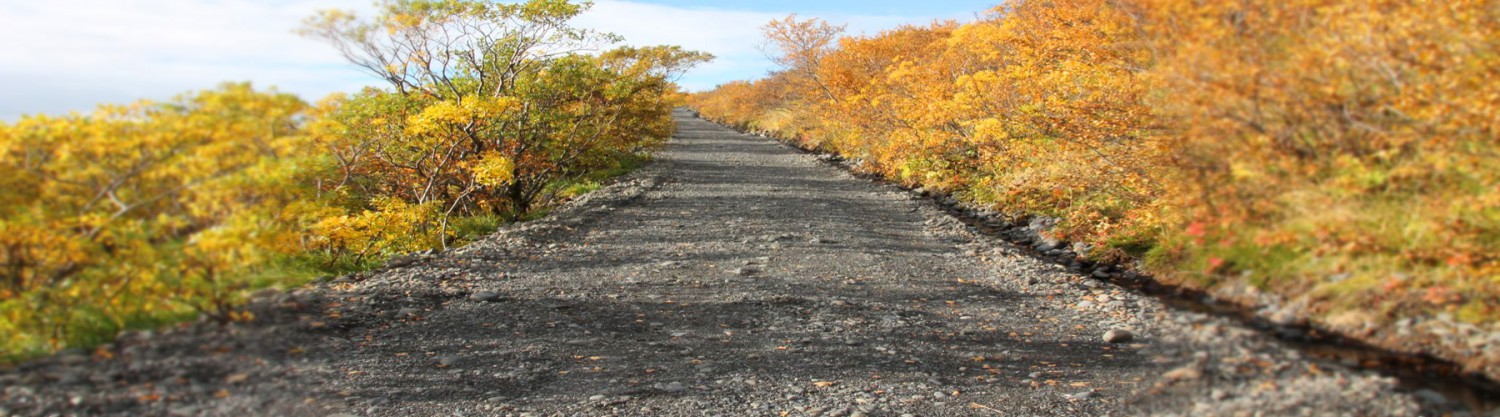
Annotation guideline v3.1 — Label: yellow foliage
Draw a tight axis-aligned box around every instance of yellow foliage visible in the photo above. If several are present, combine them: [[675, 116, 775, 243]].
[[309, 197, 443, 261], [470, 151, 516, 187], [1, 0, 707, 361], [0, 83, 312, 357], [406, 95, 519, 136], [693, 0, 1500, 324]]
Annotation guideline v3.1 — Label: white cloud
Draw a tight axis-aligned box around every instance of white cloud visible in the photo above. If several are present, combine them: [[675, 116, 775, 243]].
[[577, 1, 976, 91], [0, 0, 983, 119], [572, 1, 778, 90], [0, 0, 380, 119]]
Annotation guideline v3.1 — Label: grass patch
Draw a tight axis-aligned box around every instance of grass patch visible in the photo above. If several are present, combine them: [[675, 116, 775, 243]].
[[546, 151, 653, 203], [451, 214, 506, 243], [1, 255, 323, 364]]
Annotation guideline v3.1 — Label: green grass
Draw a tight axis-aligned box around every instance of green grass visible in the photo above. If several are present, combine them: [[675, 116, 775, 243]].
[[1, 255, 324, 364], [547, 151, 653, 203], [450, 214, 506, 242], [1, 308, 202, 363]]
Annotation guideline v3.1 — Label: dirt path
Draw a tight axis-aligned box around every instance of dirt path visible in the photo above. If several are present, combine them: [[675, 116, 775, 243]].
[[1, 110, 1451, 416]]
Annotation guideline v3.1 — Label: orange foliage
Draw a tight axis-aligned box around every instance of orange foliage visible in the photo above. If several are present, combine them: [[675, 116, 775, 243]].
[[1131, 0, 1499, 316], [696, 0, 1160, 244], [691, 0, 1500, 323]]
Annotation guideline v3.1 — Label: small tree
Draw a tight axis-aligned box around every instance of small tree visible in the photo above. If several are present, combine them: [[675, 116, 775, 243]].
[[300, 0, 710, 255]]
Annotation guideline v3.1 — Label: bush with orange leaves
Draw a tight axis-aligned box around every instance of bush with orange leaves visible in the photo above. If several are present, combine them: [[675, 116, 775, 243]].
[[694, 0, 1163, 255], [1133, 0, 1499, 322], [691, 0, 1500, 328]]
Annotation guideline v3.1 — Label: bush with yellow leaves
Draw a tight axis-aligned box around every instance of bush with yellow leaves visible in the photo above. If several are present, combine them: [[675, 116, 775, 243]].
[[692, 0, 1499, 327]]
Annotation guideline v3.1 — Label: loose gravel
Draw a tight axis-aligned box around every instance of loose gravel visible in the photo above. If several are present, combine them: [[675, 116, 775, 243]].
[[0, 109, 1461, 416]]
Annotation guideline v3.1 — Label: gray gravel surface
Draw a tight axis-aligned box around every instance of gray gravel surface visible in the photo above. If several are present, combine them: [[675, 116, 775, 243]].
[[0, 109, 1453, 416]]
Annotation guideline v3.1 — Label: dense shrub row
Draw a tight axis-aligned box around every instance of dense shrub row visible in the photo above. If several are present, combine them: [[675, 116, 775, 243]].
[[691, 0, 1499, 327]]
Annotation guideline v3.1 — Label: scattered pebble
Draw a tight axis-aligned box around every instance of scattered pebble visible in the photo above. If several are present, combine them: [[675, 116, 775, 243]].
[[469, 291, 504, 302], [1104, 329, 1135, 344], [0, 110, 1438, 417]]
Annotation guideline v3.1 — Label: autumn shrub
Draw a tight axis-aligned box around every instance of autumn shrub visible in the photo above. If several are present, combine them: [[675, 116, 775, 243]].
[[0, 83, 317, 358], [808, 21, 959, 173], [298, 0, 709, 268], [691, 80, 774, 130], [693, 0, 1499, 325], [0, 0, 709, 360], [696, 0, 1161, 247], [1128, 0, 1500, 320]]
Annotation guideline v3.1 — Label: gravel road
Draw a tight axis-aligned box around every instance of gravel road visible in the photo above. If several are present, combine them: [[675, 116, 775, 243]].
[[1, 110, 1461, 416]]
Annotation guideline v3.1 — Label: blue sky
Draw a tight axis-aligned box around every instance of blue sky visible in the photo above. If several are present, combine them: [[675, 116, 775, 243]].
[[0, 0, 1001, 120]]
